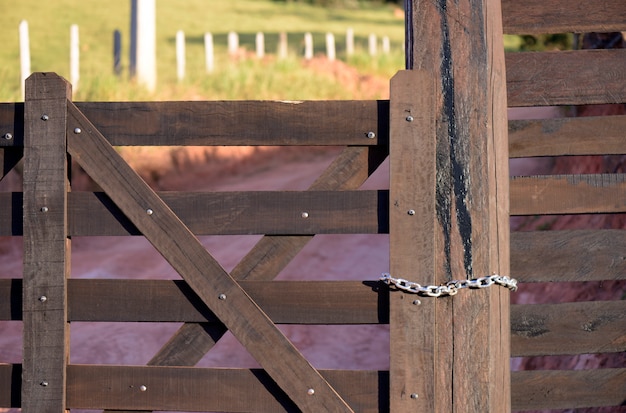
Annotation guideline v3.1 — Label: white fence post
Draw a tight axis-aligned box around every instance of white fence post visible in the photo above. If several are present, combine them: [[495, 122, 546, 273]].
[[204, 32, 214, 72], [130, 0, 157, 92], [176, 30, 185, 82], [382, 36, 390, 54], [368, 33, 377, 56], [278, 32, 288, 59], [19, 20, 30, 101], [304, 32, 313, 60], [346, 27, 354, 56], [70, 24, 80, 93], [325, 32, 335, 61], [256, 32, 265, 58], [228, 31, 239, 57]]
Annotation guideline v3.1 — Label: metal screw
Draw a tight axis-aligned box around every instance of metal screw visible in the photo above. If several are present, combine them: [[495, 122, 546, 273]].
[[218, 293, 227, 300], [40, 206, 49, 213], [3, 133, 12, 140], [366, 131, 376, 139], [301, 212, 309, 218], [410, 393, 419, 399], [74, 127, 82, 134], [307, 388, 315, 395], [407, 209, 415, 216], [146, 209, 153, 215], [139, 385, 147, 392], [406, 115, 414, 122], [412, 299, 421, 305], [41, 114, 49, 121], [39, 296, 48, 303], [40, 380, 49, 387]]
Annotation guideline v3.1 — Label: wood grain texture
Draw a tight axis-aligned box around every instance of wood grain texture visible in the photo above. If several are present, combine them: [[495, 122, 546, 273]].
[[510, 174, 626, 215], [22, 72, 71, 413], [511, 230, 626, 283], [68, 100, 387, 146], [509, 115, 626, 158], [511, 368, 626, 410], [66, 102, 353, 412], [67, 365, 386, 413], [406, 0, 511, 410], [506, 49, 626, 107], [0, 363, 20, 409], [501, 0, 626, 34], [511, 301, 626, 356]]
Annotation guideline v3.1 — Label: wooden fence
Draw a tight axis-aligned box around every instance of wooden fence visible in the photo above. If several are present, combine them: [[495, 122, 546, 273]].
[[1, 0, 626, 411]]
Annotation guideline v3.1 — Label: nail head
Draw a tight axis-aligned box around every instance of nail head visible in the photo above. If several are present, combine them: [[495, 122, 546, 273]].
[[40, 380, 49, 387], [39, 296, 47, 302], [40, 206, 49, 213], [74, 127, 82, 134], [41, 114, 49, 121], [146, 209, 153, 215], [307, 388, 315, 395], [366, 131, 376, 139], [301, 211, 309, 218], [3, 133, 12, 140], [410, 393, 419, 399], [139, 385, 147, 392], [412, 299, 421, 305], [407, 209, 415, 216], [406, 115, 414, 122], [218, 293, 227, 300]]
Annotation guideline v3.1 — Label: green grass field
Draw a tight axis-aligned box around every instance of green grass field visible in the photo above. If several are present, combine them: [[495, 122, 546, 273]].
[[0, 0, 406, 101]]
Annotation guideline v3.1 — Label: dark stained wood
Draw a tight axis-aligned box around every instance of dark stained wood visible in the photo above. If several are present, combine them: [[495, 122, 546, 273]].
[[0, 279, 21, 321], [71, 100, 386, 146], [406, 0, 512, 410], [22, 72, 72, 413], [506, 49, 626, 107], [511, 301, 626, 357], [501, 0, 626, 34], [66, 102, 353, 412], [511, 368, 626, 410], [66, 279, 383, 324], [0, 103, 22, 147], [0, 148, 23, 183], [67, 365, 386, 413], [510, 174, 626, 215], [511, 230, 626, 283], [0, 363, 20, 408], [509, 115, 626, 158]]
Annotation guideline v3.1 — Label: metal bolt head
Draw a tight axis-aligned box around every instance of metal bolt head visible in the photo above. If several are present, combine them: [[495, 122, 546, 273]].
[[218, 293, 227, 300], [3, 133, 12, 140], [301, 211, 309, 219], [41, 114, 49, 121], [407, 209, 415, 216], [40, 206, 49, 213], [406, 115, 414, 122], [39, 295, 48, 303], [40, 380, 49, 387], [412, 299, 421, 305], [74, 127, 82, 134], [139, 385, 147, 392], [307, 388, 315, 395], [410, 393, 419, 399], [366, 131, 376, 139], [146, 208, 153, 215]]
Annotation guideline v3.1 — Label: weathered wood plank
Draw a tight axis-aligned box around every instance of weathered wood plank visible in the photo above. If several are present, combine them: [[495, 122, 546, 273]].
[[0, 363, 20, 409], [22, 72, 71, 413], [511, 301, 626, 357], [67, 365, 387, 412], [69, 100, 387, 146], [66, 102, 353, 412], [510, 174, 626, 215], [506, 49, 626, 107], [511, 368, 626, 410], [509, 115, 626, 158], [405, 0, 512, 410], [511, 230, 626, 283], [502, 0, 626, 34], [65, 279, 384, 324]]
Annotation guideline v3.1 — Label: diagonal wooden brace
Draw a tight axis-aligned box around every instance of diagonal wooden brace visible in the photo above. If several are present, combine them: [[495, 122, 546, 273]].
[[66, 101, 354, 413]]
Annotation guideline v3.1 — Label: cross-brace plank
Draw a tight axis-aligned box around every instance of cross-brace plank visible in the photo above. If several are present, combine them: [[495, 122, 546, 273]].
[[66, 102, 354, 413]]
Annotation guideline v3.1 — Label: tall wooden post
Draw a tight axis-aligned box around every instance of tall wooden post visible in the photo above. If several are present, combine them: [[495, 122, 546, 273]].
[[22, 73, 72, 412], [390, 0, 510, 411]]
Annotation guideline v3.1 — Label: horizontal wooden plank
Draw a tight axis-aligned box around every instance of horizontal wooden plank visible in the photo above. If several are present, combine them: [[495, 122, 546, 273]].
[[509, 115, 626, 158], [72, 100, 388, 146], [511, 230, 626, 283], [66, 364, 387, 412], [0, 364, 20, 408], [0, 190, 389, 236], [510, 174, 626, 215], [511, 301, 626, 357], [512, 368, 626, 410], [506, 49, 626, 107], [502, 0, 626, 34]]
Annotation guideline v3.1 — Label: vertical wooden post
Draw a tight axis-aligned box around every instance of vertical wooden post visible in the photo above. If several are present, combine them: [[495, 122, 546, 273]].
[[22, 72, 72, 413], [390, 0, 511, 411]]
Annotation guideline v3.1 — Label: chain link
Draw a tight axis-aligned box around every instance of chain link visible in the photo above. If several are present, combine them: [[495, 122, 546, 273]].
[[380, 273, 518, 297]]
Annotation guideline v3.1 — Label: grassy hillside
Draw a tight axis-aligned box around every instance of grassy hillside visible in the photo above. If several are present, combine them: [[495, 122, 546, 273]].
[[0, 0, 405, 101]]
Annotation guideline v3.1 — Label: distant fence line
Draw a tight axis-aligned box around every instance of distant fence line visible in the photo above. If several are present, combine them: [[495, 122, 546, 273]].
[[17, 20, 393, 97]]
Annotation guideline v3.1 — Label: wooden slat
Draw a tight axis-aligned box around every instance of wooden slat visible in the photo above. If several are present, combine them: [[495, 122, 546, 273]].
[[66, 365, 386, 413], [509, 115, 626, 158], [511, 368, 626, 410], [66, 102, 353, 412], [506, 49, 626, 107], [510, 174, 626, 215], [22, 72, 71, 413], [0, 364, 20, 409], [511, 301, 626, 357], [71, 100, 387, 146], [65, 279, 384, 324], [511, 230, 626, 283], [502, 0, 626, 34]]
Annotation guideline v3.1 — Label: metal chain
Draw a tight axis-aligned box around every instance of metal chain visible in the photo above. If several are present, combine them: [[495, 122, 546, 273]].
[[380, 273, 518, 297]]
